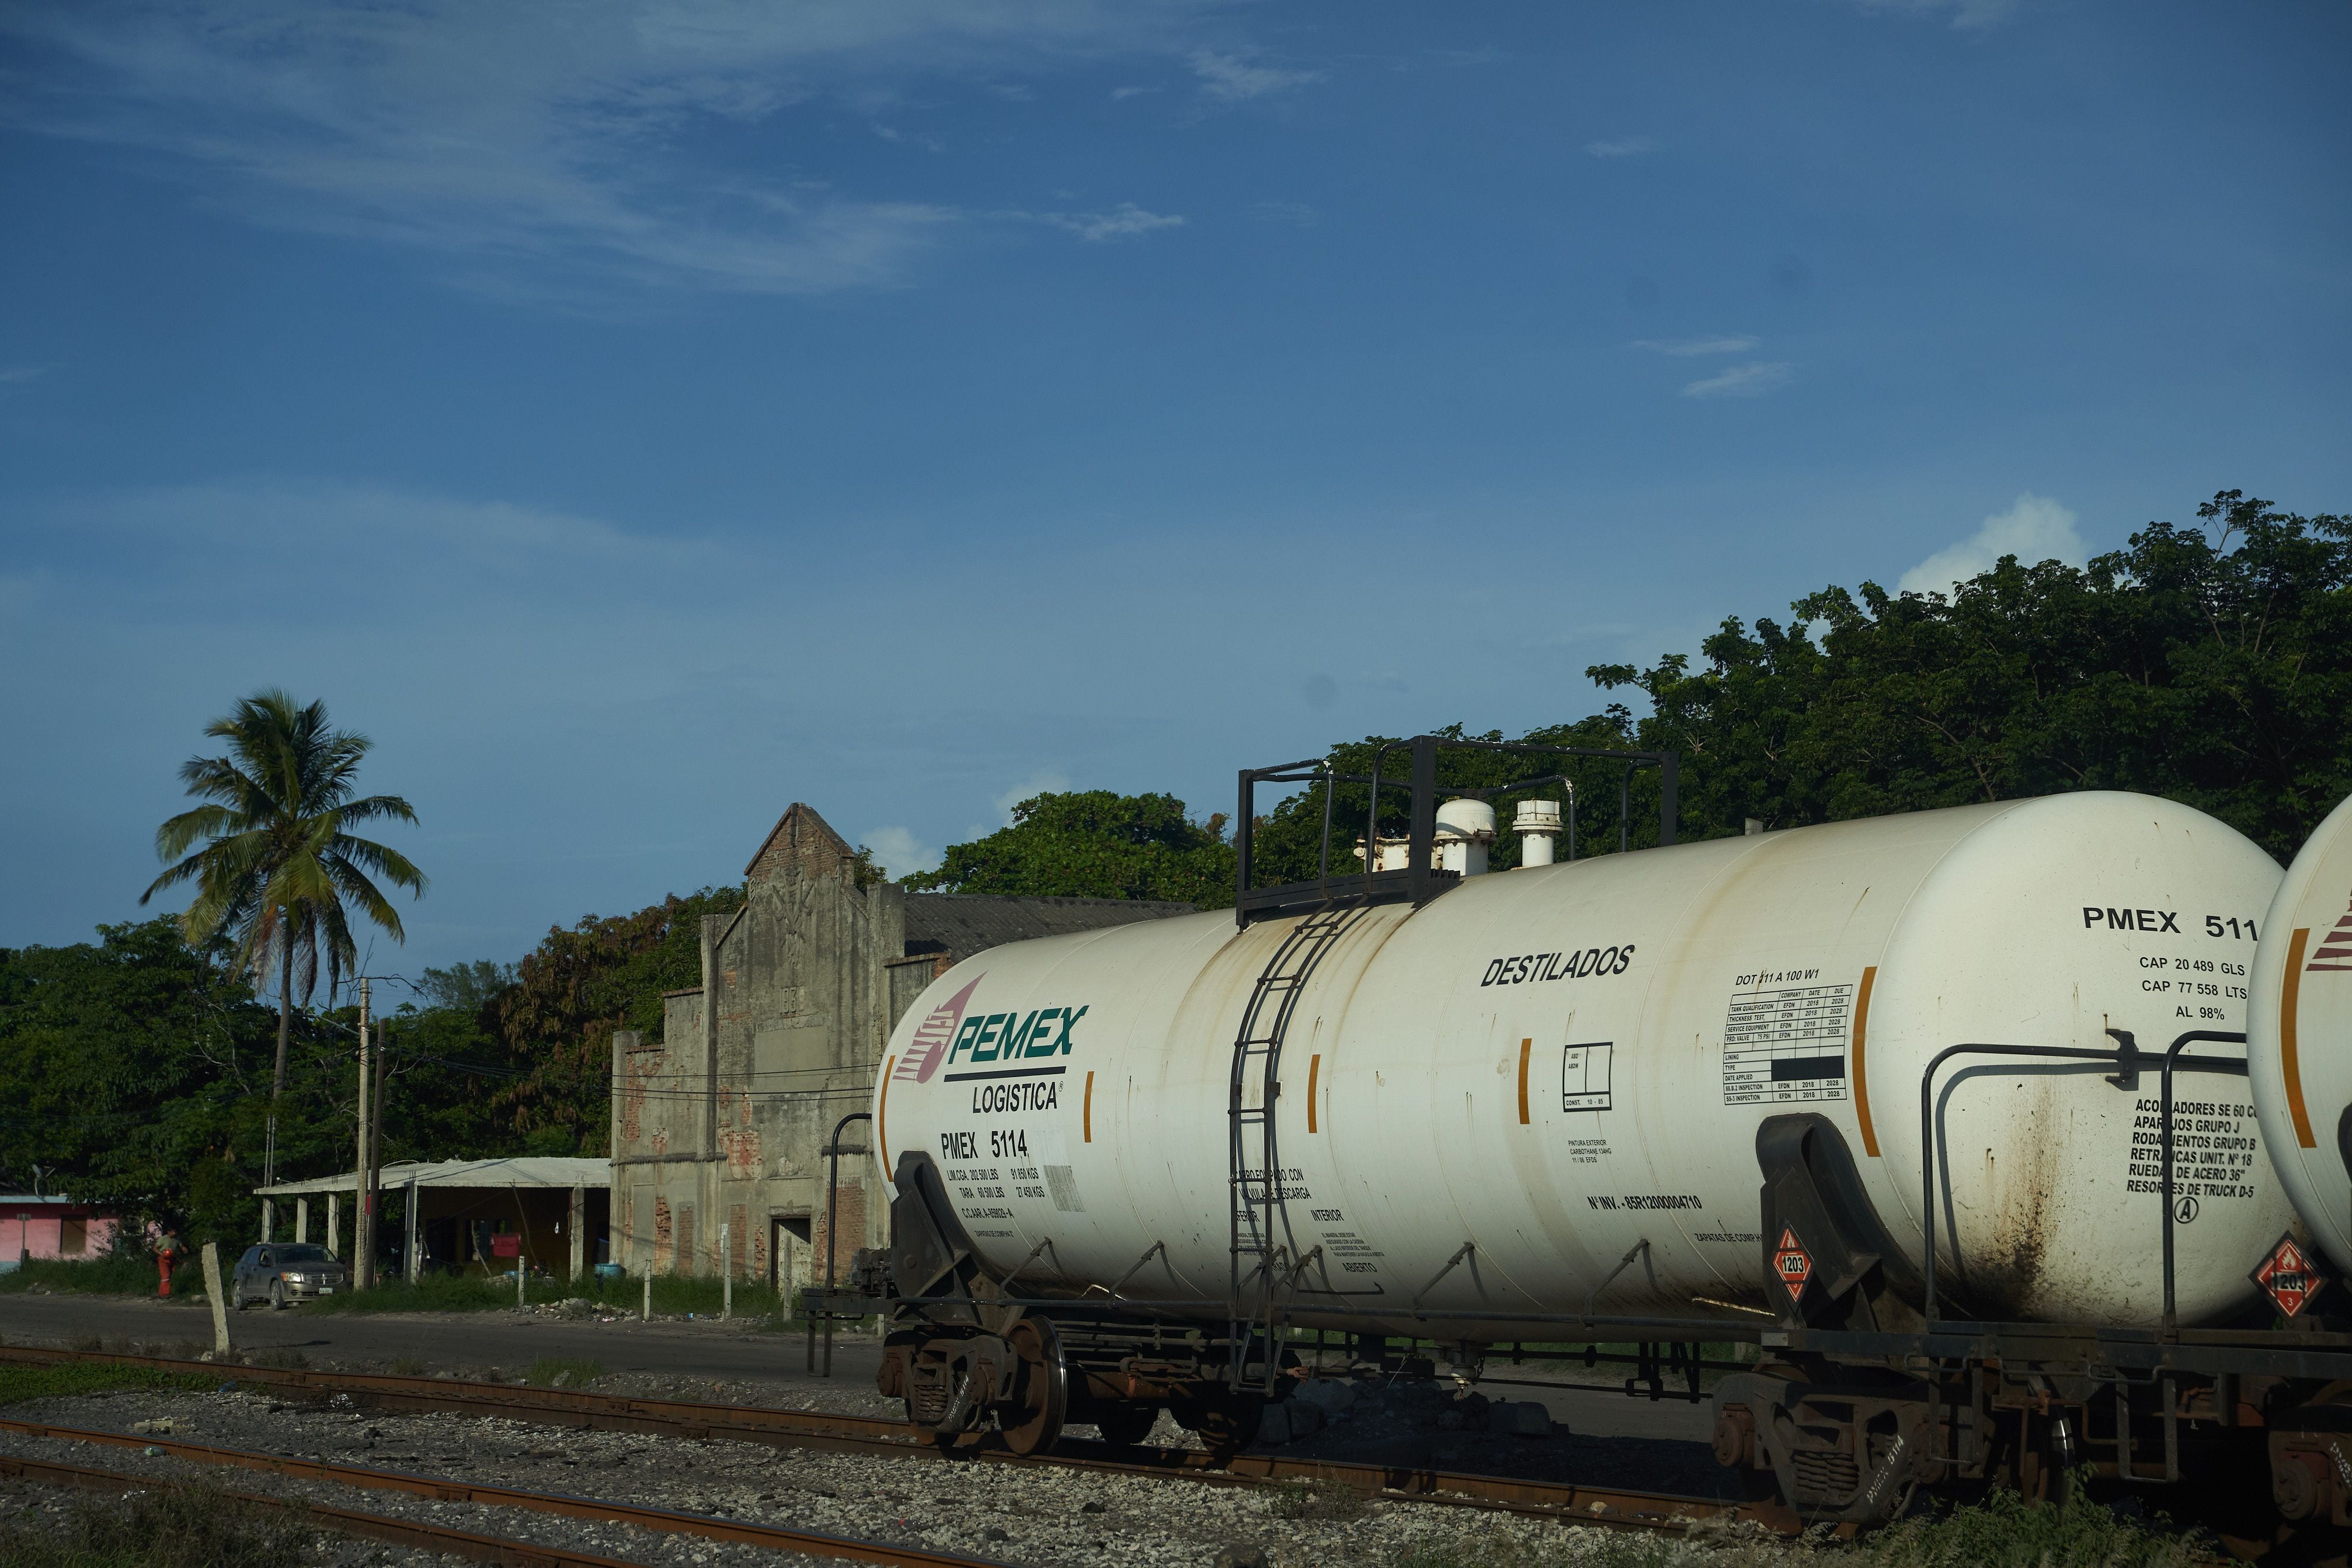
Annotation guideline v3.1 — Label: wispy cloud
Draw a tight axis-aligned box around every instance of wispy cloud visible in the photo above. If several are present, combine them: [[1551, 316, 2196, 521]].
[[1045, 202, 1184, 242], [1635, 335, 1759, 356], [1898, 493, 2083, 595], [1583, 136, 1656, 158], [1852, 0, 2020, 29], [860, 825, 941, 880], [1190, 49, 1323, 101], [0, 365, 51, 386], [871, 123, 946, 152], [1110, 85, 1158, 101], [0, 0, 1221, 299], [1682, 362, 1793, 399]]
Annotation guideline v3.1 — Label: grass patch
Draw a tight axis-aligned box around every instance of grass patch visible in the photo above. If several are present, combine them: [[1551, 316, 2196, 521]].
[[386, 1357, 428, 1376], [0, 1257, 164, 1298], [301, 1268, 801, 1319], [523, 1356, 606, 1388], [1385, 1480, 2221, 1568], [0, 1481, 313, 1568], [1265, 1479, 1369, 1522], [0, 1362, 219, 1407]]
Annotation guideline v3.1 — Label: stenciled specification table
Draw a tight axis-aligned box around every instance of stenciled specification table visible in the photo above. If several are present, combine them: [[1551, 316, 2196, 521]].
[[1720, 981, 1855, 1105]]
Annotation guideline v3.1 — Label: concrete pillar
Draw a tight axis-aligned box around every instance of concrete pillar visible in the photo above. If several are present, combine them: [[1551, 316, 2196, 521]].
[[404, 1179, 420, 1281], [326, 1193, 340, 1259], [295, 1198, 309, 1245], [260, 1199, 273, 1243], [568, 1182, 586, 1280]]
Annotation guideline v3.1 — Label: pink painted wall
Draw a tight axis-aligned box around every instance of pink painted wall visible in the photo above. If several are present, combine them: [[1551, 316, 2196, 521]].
[[0, 1203, 121, 1266]]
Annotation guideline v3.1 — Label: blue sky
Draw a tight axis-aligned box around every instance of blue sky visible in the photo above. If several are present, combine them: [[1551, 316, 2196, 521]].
[[2, 0, 2347, 974]]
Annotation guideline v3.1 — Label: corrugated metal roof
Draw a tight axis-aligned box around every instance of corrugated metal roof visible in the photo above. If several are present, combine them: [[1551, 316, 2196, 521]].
[[255, 1155, 609, 1197], [902, 894, 1197, 965]]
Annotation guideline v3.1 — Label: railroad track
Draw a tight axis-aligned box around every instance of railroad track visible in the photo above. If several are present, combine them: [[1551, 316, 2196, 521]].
[[0, 1417, 1007, 1568], [0, 1344, 1785, 1537]]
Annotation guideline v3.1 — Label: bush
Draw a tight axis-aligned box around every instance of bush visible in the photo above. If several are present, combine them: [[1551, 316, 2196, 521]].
[[0, 1255, 165, 1297]]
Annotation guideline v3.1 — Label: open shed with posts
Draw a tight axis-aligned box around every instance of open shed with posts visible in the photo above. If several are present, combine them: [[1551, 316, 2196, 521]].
[[255, 1156, 610, 1282]]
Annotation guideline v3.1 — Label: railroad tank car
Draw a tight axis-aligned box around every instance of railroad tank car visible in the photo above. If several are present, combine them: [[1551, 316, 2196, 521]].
[[872, 789, 2285, 1345], [831, 744, 2352, 1536], [2251, 792, 2352, 1278]]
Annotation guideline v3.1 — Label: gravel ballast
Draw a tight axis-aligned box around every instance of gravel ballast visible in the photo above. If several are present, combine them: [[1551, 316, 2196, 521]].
[[0, 1383, 1695, 1568]]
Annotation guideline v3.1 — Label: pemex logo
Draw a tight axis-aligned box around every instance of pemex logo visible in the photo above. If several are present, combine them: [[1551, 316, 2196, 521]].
[[2308, 892, 2352, 972], [894, 975, 984, 1085]]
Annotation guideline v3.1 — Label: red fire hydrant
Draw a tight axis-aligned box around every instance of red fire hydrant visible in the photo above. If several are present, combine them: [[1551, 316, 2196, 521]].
[[156, 1233, 182, 1298]]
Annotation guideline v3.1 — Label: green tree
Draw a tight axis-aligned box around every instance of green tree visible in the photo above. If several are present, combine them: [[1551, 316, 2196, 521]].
[[1592, 490, 2352, 860], [489, 885, 745, 1152], [141, 691, 426, 1098], [904, 791, 1234, 906], [0, 919, 279, 1245]]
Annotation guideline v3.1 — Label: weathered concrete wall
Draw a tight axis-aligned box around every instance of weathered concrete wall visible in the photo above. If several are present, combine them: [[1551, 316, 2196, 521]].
[[609, 801, 1194, 1291]]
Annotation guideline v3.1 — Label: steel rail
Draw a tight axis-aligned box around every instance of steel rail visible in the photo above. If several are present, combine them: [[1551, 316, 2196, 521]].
[[0, 1345, 1780, 1534], [0, 1450, 645, 1568], [0, 1413, 1006, 1568]]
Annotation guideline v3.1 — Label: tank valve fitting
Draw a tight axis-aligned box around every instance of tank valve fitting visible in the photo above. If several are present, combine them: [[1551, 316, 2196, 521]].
[[1514, 798, 1563, 867], [1435, 800, 1497, 875]]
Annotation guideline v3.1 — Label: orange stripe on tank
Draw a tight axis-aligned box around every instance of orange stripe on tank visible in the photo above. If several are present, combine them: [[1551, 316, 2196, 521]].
[[1518, 1039, 1532, 1126], [2284, 928, 2317, 1148], [1083, 1070, 1095, 1143], [1307, 1054, 1322, 1134], [878, 1055, 896, 1176], [1853, 967, 1880, 1157]]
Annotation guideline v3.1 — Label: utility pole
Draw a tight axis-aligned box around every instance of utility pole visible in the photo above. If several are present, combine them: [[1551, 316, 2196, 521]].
[[370, 1023, 387, 1242], [355, 978, 373, 1292]]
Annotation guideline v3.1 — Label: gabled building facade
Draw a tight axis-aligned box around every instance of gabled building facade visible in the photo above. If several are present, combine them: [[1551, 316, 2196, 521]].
[[610, 803, 1192, 1291]]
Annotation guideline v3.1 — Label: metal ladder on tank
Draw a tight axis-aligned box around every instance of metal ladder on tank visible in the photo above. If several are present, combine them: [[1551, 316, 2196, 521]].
[[1227, 897, 1367, 1391]]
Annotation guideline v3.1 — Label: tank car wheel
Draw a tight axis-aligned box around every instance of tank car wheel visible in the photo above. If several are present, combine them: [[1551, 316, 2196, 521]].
[[998, 1319, 1068, 1456], [1170, 1389, 1264, 1455], [1088, 1402, 1161, 1447]]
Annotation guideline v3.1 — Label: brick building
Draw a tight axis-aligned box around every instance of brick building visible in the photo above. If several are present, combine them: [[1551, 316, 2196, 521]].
[[609, 803, 1192, 1291]]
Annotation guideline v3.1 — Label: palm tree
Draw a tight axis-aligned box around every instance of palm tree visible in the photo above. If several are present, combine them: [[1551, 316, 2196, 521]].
[[142, 690, 427, 1098]]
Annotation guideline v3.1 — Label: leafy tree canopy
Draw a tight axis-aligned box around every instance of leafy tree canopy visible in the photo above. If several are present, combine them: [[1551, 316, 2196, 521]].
[[904, 791, 1235, 907]]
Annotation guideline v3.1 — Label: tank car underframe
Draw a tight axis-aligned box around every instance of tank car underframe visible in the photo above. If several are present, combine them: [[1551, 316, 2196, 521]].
[[1716, 1322, 2352, 1536]]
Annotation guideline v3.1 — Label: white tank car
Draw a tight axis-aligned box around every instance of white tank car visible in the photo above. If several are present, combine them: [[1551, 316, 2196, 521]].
[[876, 791, 2287, 1336], [2250, 793, 2352, 1279]]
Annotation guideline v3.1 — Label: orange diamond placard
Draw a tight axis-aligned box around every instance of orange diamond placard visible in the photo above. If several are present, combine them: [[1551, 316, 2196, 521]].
[[1773, 1225, 1813, 1305], [2253, 1233, 2327, 1319]]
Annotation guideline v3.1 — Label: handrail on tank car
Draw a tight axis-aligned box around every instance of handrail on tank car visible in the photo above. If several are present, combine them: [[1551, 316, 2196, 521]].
[[1917, 1033, 2247, 1326], [810, 1110, 872, 1378], [1233, 735, 1679, 928], [2157, 1031, 2251, 1329], [842, 1291, 1773, 1338]]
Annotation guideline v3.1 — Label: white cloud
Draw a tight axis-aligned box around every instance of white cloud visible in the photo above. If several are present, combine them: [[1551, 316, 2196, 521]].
[[1897, 493, 2085, 596], [1045, 202, 1184, 242], [860, 825, 941, 880], [1634, 335, 1759, 356], [994, 770, 1071, 822], [1189, 49, 1322, 101], [1110, 84, 1157, 100], [0, 0, 1220, 297], [1682, 361, 1793, 399], [1852, 0, 2019, 29], [1583, 136, 1655, 158], [0, 365, 50, 385]]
